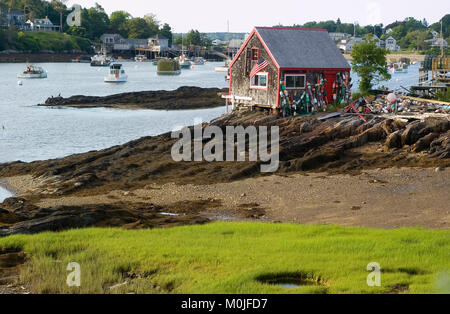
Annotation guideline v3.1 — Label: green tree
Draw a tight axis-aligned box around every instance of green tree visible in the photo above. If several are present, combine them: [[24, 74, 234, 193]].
[[51, 0, 67, 33], [124, 18, 152, 38], [159, 23, 173, 46], [173, 34, 182, 45], [351, 37, 391, 95], [430, 14, 450, 38], [185, 29, 202, 46], [110, 10, 131, 36], [66, 25, 86, 37], [0, 29, 7, 50], [81, 3, 110, 40], [143, 13, 159, 34]]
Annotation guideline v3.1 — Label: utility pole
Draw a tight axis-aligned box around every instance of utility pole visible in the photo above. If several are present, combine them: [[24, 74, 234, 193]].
[[7, 0, 12, 28]]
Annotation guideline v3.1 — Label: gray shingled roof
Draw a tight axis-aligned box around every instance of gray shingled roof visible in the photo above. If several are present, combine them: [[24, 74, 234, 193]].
[[256, 27, 350, 69]]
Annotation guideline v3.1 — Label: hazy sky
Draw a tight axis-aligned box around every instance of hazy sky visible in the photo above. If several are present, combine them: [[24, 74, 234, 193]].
[[68, 0, 449, 33]]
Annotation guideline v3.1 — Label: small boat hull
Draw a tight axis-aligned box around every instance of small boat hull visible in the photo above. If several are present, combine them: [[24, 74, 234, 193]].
[[17, 72, 47, 79], [91, 62, 110, 67], [215, 66, 229, 73], [17, 73, 47, 79], [104, 76, 128, 83], [157, 70, 181, 76]]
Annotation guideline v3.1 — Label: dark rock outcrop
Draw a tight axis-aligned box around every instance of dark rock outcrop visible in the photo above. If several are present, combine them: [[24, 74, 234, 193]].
[[0, 112, 449, 198], [0, 201, 209, 236], [39, 86, 228, 110]]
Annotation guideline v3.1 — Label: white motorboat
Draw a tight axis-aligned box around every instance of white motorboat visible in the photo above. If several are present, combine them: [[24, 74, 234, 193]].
[[17, 65, 47, 78], [104, 64, 128, 83]]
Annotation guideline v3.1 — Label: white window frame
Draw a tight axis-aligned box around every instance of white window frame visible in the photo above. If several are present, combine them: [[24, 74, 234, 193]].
[[284, 74, 306, 90], [250, 72, 268, 89]]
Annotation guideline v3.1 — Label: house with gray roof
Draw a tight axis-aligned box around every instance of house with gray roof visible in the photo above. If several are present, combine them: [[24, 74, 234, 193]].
[[0, 10, 26, 28], [26, 17, 59, 32], [229, 27, 351, 108]]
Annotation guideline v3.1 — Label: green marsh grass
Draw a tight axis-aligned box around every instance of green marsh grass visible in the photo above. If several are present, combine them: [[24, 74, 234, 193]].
[[0, 222, 448, 294]]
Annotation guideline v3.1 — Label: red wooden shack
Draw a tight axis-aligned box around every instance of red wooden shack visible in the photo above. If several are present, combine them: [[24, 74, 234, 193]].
[[229, 27, 351, 109]]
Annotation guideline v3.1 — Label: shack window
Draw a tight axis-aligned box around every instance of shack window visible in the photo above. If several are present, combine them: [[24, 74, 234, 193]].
[[250, 72, 268, 89], [285, 74, 306, 89], [245, 48, 252, 75], [251, 48, 259, 61]]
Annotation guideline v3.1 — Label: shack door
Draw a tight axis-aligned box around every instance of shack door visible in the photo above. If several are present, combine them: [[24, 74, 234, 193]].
[[324, 72, 336, 103]]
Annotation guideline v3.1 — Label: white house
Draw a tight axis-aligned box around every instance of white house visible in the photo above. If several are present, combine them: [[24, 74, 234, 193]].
[[385, 36, 400, 51], [26, 17, 59, 32], [426, 37, 449, 48], [370, 35, 383, 48]]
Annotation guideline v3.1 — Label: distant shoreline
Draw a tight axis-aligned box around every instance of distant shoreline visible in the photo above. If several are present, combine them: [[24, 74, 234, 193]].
[[344, 53, 425, 63], [0, 53, 89, 63]]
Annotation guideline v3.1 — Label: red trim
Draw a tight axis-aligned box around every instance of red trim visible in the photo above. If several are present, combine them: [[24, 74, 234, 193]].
[[255, 26, 328, 32], [283, 73, 306, 90], [254, 30, 280, 69], [229, 63, 232, 101], [230, 29, 257, 68], [281, 67, 351, 71], [249, 72, 269, 90], [230, 28, 280, 70], [276, 68, 281, 108]]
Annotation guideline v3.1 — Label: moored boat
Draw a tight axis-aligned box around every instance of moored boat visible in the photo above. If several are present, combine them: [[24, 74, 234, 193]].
[[91, 54, 111, 67], [104, 64, 128, 83], [72, 56, 92, 63], [179, 55, 193, 69], [192, 57, 206, 65], [17, 65, 47, 79]]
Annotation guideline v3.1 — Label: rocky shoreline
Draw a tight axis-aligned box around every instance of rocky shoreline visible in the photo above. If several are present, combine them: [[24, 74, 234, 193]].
[[1, 110, 449, 235], [39, 87, 228, 110]]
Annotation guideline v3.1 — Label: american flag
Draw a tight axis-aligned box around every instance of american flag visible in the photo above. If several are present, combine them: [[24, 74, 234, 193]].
[[250, 58, 269, 78]]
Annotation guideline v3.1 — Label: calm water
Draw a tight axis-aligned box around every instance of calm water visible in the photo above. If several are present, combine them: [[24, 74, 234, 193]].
[[0, 61, 420, 164], [0, 62, 228, 163], [0, 186, 12, 202]]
